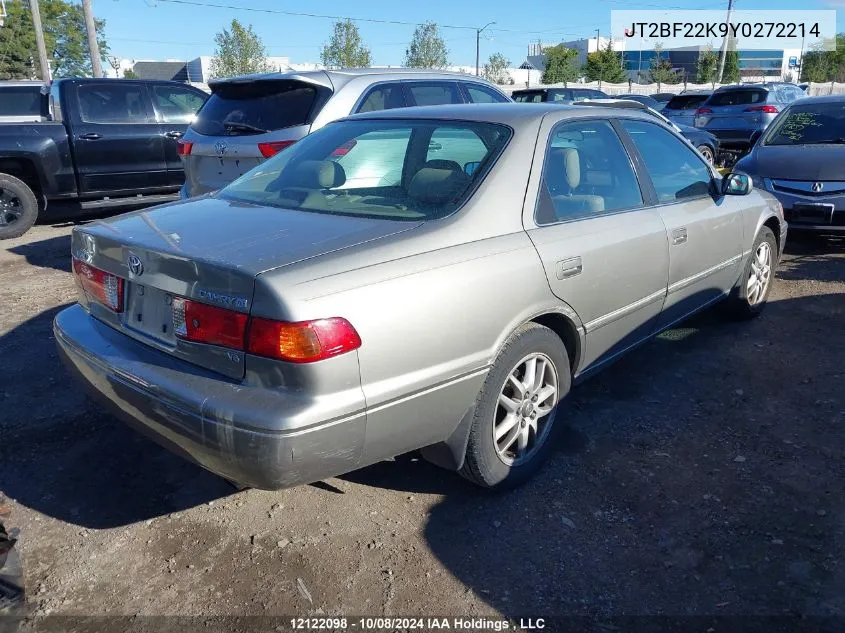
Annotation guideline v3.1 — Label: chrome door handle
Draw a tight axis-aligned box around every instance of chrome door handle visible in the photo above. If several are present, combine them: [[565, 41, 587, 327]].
[[671, 228, 688, 245], [556, 256, 583, 280], [78, 133, 102, 140], [164, 130, 184, 139]]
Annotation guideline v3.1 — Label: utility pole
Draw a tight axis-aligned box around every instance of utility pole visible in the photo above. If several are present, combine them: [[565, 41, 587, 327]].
[[82, 0, 103, 78], [475, 21, 496, 76], [28, 0, 51, 81], [716, 0, 734, 84]]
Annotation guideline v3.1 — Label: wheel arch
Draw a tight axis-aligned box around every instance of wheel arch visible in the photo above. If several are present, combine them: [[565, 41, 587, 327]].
[[0, 158, 44, 209]]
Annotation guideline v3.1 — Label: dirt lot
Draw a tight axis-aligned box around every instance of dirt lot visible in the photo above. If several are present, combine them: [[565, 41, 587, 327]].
[[1, 219, 844, 624]]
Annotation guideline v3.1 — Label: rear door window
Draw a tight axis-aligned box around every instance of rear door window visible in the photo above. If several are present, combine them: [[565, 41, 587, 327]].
[[192, 80, 320, 136], [549, 90, 573, 102], [513, 91, 544, 103], [707, 89, 767, 107], [463, 84, 509, 103], [406, 82, 463, 106], [151, 85, 207, 123], [0, 86, 44, 118], [356, 84, 407, 113], [77, 83, 151, 123]]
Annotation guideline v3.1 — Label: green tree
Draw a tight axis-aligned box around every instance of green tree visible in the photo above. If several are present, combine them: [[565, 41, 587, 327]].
[[800, 35, 845, 82], [123, 68, 139, 79], [0, 0, 109, 80], [321, 19, 371, 69], [483, 52, 511, 84], [405, 22, 448, 69], [540, 44, 580, 84], [209, 19, 270, 79], [648, 46, 678, 84], [696, 46, 719, 84], [582, 42, 626, 83], [722, 49, 740, 83]]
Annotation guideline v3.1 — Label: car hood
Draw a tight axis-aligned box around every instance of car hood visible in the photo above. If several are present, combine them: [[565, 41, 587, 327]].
[[82, 195, 423, 276], [754, 144, 845, 180]]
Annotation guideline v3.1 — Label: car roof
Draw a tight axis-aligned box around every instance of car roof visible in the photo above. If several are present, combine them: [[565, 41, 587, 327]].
[[342, 102, 657, 125], [0, 80, 46, 87], [210, 68, 502, 92], [673, 90, 712, 96], [783, 94, 845, 104]]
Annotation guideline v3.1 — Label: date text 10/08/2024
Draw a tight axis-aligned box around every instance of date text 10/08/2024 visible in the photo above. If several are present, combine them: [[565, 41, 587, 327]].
[[290, 617, 547, 630]]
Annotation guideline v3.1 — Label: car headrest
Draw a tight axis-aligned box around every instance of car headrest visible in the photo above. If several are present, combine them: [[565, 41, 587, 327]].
[[294, 160, 346, 189], [423, 159, 463, 173], [408, 167, 470, 206], [547, 147, 581, 190]]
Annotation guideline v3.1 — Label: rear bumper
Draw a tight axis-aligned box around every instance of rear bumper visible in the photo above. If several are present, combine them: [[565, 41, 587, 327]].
[[53, 305, 366, 489]]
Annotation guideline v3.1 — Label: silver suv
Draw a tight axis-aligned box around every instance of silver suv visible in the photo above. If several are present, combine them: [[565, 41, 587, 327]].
[[179, 68, 510, 198], [693, 82, 805, 149]]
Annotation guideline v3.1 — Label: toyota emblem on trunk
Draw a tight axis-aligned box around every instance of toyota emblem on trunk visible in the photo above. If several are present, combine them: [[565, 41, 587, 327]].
[[812, 182, 824, 193], [214, 141, 228, 156], [127, 254, 144, 276]]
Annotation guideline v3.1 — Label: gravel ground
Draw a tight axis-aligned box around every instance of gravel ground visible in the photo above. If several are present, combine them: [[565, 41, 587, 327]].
[[0, 220, 843, 623]]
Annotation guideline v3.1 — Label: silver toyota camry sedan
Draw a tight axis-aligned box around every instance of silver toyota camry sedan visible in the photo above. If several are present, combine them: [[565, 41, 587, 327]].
[[55, 103, 787, 490]]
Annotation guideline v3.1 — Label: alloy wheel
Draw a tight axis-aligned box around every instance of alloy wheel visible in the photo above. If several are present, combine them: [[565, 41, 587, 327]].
[[747, 241, 772, 306], [492, 353, 559, 466], [0, 188, 23, 228]]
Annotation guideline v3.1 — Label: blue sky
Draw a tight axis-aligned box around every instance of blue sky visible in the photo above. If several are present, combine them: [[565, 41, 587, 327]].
[[99, 0, 841, 67]]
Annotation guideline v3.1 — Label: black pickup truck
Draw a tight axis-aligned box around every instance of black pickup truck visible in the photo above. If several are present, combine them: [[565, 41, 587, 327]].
[[0, 78, 207, 239]]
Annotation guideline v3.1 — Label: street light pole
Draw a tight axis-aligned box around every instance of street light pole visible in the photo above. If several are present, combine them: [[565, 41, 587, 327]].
[[717, 0, 734, 84], [476, 21, 496, 76], [29, 0, 51, 81], [82, 0, 103, 78]]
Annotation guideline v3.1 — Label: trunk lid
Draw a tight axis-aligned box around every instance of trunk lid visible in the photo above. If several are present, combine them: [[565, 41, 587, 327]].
[[73, 196, 421, 378]]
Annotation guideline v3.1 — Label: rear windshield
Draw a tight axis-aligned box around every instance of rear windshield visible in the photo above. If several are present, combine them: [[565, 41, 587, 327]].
[[763, 102, 845, 146], [664, 95, 709, 110], [219, 119, 512, 221], [707, 89, 767, 107], [571, 89, 608, 101], [0, 86, 44, 117], [192, 80, 321, 136]]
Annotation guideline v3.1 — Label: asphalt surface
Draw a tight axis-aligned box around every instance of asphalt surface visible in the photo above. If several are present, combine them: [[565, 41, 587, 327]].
[[1, 219, 843, 626]]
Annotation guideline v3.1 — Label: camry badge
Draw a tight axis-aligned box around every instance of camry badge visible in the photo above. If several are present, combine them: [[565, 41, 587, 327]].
[[812, 182, 824, 193], [127, 254, 144, 276]]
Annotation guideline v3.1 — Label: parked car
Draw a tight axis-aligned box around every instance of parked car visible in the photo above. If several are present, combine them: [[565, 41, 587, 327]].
[[0, 81, 48, 123], [55, 103, 786, 491], [693, 82, 806, 150], [578, 98, 720, 164], [616, 94, 662, 110], [650, 93, 677, 110], [0, 78, 208, 239], [511, 87, 609, 104], [662, 91, 713, 126], [179, 69, 510, 199], [735, 95, 845, 233]]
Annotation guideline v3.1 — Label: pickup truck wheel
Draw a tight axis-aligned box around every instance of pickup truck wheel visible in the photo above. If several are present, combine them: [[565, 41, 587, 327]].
[[459, 323, 571, 490], [725, 226, 777, 320], [0, 173, 38, 240]]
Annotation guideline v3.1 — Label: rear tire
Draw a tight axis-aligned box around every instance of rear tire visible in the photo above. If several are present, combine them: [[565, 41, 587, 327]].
[[725, 226, 777, 319], [0, 173, 38, 240], [460, 323, 571, 490]]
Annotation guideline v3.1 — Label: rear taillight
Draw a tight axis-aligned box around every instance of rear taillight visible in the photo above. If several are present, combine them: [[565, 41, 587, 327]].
[[258, 140, 296, 158], [172, 298, 248, 349], [169, 297, 361, 363], [176, 140, 193, 156], [331, 140, 357, 157], [247, 317, 362, 363], [695, 107, 713, 116], [72, 258, 124, 312], [745, 105, 779, 114]]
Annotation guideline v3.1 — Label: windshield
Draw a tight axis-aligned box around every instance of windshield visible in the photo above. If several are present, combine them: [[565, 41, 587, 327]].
[[219, 119, 512, 220], [707, 89, 767, 107], [763, 102, 845, 145]]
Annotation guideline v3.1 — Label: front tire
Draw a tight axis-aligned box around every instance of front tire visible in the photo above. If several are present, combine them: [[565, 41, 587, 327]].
[[725, 226, 777, 319], [0, 173, 39, 240], [460, 323, 571, 490], [697, 144, 715, 164]]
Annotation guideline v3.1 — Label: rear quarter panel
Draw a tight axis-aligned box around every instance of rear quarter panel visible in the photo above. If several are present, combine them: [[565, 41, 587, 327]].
[[0, 122, 76, 198]]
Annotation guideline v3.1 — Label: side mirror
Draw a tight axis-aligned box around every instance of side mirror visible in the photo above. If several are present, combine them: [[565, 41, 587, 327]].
[[464, 161, 481, 177], [749, 129, 763, 146], [722, 172, 752, 196]]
